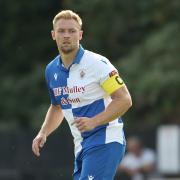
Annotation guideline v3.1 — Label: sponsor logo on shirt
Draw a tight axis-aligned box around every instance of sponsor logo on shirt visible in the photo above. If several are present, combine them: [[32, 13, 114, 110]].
[[53, 86, 85, 97], [53, 87, 62, 96], [61, 97, 80, 105]]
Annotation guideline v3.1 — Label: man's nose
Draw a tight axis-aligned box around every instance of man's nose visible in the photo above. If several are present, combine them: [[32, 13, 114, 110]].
[[63, 32, 70, 38]]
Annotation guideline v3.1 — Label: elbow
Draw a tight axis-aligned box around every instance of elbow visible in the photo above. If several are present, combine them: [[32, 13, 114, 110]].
[[125, 94, 132, 110], [128, 95, 132, 108]]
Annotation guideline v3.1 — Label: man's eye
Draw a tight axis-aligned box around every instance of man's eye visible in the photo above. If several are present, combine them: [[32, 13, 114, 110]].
[[70, 29, 76, 33], [58, 30, 64, 33]]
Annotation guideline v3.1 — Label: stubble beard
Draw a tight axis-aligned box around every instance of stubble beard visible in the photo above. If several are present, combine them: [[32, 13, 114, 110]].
[[60, 44, 76, 54]]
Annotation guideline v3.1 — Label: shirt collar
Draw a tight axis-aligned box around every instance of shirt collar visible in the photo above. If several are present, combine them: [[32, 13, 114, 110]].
[[73, 45, 85, 64], [57, 45, 85, 69]]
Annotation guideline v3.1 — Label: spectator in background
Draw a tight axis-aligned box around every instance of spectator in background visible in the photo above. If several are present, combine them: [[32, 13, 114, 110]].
[[116, 136, 156, 180]]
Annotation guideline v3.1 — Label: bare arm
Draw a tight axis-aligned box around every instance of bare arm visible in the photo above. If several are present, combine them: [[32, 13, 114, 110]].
[[39, 104, 64, 136], [32, 104, 64, 156], [93, 85, 132, 126], [74, 85, 132, 132]]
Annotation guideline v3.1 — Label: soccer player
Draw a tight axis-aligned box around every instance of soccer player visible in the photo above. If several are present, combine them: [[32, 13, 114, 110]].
[[32, 10, 132, 179]]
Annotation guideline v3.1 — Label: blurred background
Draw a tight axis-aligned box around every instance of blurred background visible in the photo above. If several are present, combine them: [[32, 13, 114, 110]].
[[0, 0, 180, 179]]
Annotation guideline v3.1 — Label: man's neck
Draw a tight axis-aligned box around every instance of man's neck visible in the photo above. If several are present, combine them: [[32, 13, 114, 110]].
[[60, 48, 79, 69]]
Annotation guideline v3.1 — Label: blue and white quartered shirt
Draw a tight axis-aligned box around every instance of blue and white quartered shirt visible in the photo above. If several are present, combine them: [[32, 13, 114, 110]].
[[45, 45, 126, 156]]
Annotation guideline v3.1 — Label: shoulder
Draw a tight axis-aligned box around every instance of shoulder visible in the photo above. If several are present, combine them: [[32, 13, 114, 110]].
[[141, 148, 156, 162], [45, 55, 59, 74], [143, 148, 155, 156], [123, 152, 137, 160], [82, 50, 111, 67]]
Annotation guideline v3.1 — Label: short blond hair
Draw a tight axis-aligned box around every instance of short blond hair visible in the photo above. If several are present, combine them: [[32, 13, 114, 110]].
[[53, 10, 82, 29]]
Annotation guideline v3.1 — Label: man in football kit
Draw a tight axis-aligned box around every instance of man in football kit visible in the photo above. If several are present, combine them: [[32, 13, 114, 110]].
[[32, 10, 132, 179]]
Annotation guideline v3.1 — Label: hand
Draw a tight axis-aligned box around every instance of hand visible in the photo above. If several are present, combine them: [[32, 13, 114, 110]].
[[32, 132, 47, 157], [72, 117, 97, 133]]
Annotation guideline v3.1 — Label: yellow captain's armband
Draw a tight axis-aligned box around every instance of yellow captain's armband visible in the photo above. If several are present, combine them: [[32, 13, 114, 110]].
[[102, 75, 124, 95]]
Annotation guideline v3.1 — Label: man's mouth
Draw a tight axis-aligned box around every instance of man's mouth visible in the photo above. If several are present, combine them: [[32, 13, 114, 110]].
[[63, 41, 71, 44]]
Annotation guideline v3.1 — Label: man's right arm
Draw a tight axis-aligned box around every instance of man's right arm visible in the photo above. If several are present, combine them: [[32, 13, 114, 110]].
[[32, 104, 64, 157]]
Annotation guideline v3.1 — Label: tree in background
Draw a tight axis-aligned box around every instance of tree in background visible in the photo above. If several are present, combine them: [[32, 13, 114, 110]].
[[0, 0, 62, 128], [119, 22, 180, 130]]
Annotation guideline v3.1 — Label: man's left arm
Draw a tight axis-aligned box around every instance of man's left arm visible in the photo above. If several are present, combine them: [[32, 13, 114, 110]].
[[94, 85, 132, 126], [74, 85, 132, 132]]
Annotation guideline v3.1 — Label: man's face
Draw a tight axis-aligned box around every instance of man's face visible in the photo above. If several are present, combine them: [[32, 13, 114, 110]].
[[52, 19, 83, 54]]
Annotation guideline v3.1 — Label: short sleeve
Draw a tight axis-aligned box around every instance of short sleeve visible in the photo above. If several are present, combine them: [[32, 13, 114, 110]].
[[45, 67, 58, 105], [96, 58, 125, 95]]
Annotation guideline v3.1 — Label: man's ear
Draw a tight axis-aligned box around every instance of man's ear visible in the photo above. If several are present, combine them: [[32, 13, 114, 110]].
[[51, 30, 56, 40], [79, 30, 83, 41]]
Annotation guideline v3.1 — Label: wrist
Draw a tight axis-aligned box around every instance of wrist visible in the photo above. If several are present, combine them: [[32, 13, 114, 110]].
[[39, 129, 48, 137], [92, 117, 101, 128]]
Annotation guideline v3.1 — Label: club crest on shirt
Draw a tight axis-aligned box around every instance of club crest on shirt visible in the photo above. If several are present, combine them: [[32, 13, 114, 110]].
[[80, 69, 85, 78]]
